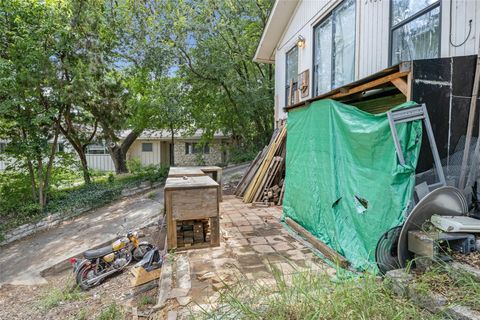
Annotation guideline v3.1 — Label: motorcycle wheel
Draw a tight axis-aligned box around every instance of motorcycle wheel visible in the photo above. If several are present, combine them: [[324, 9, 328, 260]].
[[133, 243, 153, 261], [75, 264, 99, 290]]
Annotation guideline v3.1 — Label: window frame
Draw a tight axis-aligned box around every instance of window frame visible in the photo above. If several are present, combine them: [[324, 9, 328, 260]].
[[86, 142, 107, 155], [185, 142, 210, 155], [312, 0, 356, 97], [285, 45, 299, 106], [388, 0, 442, 66], [142, 142, 153, 152]]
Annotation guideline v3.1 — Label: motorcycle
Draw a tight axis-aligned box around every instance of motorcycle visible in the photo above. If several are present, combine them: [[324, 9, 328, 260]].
[[70, 231, 153, 290]]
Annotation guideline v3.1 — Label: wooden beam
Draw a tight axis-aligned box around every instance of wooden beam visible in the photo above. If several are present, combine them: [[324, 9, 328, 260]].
[[391, 77, 408, 96], [285, 217, 350, 268], [330, 71, 410, 99]]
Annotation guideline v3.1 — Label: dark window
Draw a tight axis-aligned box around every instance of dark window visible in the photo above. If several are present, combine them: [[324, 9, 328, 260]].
[[185, 142, 210, 155], [313, 0, 356, 96], [285, 46, 298, 106], [57, 143, 65, 153], [142, 143, 153, 152], [0, 142, 5, 153], [390, 0, 440, 65]]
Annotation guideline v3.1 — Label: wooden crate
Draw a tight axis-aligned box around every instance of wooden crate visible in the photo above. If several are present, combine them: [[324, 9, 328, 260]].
[[168, 166, 223, 201], [164, 175, 220, 250]]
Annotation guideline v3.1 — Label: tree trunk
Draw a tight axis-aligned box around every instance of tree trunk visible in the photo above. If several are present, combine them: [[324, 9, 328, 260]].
[[78, 150, 91, 184], [108, 130, 142, 174]]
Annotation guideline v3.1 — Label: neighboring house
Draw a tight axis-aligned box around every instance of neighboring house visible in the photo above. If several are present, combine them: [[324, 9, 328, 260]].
[[85, 130, 230, 171], [0, 131, 230, 172], [254, 0, 480, 122]]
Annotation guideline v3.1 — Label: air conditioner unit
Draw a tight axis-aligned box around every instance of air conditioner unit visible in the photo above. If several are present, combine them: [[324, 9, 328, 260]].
[[431, 215, 480, 233]]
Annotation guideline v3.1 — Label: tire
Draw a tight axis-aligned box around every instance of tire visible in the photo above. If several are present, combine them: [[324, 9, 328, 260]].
[[75, 264, 99, 290], [132, 243, 153, 261]]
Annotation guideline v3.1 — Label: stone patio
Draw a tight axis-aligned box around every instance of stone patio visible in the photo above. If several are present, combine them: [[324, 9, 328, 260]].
[[156, 195, 333, 319]]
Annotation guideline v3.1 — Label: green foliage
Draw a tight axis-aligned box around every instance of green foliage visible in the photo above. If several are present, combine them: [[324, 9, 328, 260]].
[[228, 145, 260, 164], [96, 303, 124, 320], [137, 295, 155, 307], [199, 268, 436, 320], [38, 278, 84, 310]]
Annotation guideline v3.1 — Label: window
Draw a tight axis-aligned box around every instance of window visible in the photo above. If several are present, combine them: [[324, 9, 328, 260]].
[[142, 143, 153, 152], [86, 143, 107, 155], [390, 0, 440, 65], [285, 46, 298, 106], [185, 142, 210, 155], [313, 0, 356, 96], [57, 143, 65, 153], [0, 142, 5, 153]]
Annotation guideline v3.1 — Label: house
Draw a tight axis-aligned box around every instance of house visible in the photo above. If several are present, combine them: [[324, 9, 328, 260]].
[[85, 130, 230, 171], [254, 0, 480, 122], [0, 131, 230, 172]]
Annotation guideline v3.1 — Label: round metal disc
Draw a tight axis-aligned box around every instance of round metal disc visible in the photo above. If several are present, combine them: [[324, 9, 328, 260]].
[[397, 186, 468, 267]]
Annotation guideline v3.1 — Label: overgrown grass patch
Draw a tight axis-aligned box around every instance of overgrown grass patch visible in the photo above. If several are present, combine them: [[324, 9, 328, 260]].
[[96, 302, 124, 320], [38, 278, 84, 311], [197, 267, 436, 320], [413, 264, 480, 311]]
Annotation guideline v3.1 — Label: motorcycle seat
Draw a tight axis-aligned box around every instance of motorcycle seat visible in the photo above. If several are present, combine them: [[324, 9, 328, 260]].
[[84, 246, 113, 259]]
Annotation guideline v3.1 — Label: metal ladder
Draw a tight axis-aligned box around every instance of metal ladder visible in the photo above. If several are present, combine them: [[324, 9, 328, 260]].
[[387, 104, 446, 193]]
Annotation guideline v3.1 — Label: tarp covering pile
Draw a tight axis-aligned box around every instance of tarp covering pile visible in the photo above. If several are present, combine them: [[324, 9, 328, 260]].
[[283, 99, 422, 270]]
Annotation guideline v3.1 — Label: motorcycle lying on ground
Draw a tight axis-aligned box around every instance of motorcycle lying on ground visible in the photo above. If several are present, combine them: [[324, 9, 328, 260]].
[[70, 231, 153, 290]]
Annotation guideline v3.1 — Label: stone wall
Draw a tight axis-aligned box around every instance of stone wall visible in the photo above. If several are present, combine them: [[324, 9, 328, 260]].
[[174, 139, 226, 166]]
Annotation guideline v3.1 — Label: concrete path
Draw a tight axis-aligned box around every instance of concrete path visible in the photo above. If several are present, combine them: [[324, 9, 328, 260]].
[[0, 187, 164, 286]]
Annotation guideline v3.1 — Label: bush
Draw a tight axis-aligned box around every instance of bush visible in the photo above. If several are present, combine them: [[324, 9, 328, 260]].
[[229, 145, 259, 164], [96, 303, 124, 320]]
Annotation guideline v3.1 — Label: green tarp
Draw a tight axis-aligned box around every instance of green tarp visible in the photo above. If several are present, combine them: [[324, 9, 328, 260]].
[[283, 99, 422, 271]]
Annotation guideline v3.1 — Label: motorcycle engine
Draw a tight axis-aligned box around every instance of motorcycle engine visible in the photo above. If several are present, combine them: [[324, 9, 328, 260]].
[[113, 258, 128, 269]]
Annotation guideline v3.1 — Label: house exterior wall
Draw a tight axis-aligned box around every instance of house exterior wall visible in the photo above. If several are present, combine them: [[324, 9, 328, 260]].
[[273, 0, 480, 121], [173, 139, 225, 167], [127, 140, 163, 166]]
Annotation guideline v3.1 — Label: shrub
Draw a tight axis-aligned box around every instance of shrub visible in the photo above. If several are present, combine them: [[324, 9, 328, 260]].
[[38, 278, 84, 310], [96, 303, 124, 320]]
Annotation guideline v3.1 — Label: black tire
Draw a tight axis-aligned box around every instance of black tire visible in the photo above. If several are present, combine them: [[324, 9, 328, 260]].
[[75, 264, 98, 290], [132, 243, 153, 261]]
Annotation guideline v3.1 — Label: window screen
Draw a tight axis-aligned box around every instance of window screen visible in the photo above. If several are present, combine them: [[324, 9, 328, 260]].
[[313, 0, 355, 96], [285, 46, 299, 105], [391, 0, 440, 65], [142, 143, 153, 152]]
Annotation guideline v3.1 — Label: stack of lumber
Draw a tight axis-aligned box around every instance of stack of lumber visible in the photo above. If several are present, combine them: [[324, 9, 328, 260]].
[[176, 219, 210, 248], [234, 124, 287, 206]]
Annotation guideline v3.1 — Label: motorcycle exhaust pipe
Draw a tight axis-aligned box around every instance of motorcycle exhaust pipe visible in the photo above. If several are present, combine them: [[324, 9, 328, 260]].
[[86, 269, 119, 285]]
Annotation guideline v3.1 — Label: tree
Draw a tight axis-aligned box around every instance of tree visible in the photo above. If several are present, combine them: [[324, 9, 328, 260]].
[[163, 0, 275, 149], [0, 0, 66, 207]]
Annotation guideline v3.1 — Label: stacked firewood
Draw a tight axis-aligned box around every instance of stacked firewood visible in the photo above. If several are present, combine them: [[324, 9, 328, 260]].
[[235, 123, 287, 206], [176, 219, 210, 247]]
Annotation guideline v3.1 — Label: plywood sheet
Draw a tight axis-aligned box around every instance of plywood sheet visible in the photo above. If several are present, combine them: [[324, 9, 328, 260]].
[[168, 167, 206, 177], [165, 176, 218, 190], [171, 188, 218, 220]]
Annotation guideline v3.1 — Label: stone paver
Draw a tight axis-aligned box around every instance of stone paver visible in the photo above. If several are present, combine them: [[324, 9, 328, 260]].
[[161, 196, 334, 319]]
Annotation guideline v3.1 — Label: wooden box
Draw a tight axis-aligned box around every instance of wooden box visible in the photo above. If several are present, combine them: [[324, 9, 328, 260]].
[[168, 166, 223, 201], [164, 175, 220, 250]]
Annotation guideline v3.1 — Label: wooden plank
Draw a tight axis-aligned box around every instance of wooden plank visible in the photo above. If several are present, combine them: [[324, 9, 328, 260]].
[[171, 188, 218, 220], [391, 77, 408, 96], [210, 216, 220, 247], [459, 41, 480, 190], [168, 166, 206, 177], [330, 71, 410, 99], [166, 190, 176, 250], [234, 150, 263, 196], [285, 218, 349, 268], [165, 176, 218, 191]]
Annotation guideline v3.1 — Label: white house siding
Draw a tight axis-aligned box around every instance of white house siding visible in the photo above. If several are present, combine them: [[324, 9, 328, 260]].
[[127, 140, 162, 167], [273, 0, 480, 121]]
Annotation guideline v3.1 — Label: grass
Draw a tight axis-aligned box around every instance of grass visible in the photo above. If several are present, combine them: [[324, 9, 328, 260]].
[[196, 266, 437, 320], [137, 295, 155, 307], [38, 278, 84, 311], [146, 191, 157, 200], [96, 302, 124, 320], [413, 264, 480, 311]]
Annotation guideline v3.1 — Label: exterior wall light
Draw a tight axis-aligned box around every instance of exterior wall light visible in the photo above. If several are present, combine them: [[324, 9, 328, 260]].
[[297, 35, 305, 48]]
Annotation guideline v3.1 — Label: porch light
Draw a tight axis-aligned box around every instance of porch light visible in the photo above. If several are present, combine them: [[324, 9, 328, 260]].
[[297, 35, 305, 48]]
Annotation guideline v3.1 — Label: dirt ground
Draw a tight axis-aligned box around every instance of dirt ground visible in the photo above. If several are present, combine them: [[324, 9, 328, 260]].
[[0, 224, 163, 320]]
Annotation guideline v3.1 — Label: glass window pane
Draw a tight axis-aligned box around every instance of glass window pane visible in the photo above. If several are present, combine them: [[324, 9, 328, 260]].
[[142, 143, 153, 152], [392, 0, 438, 26], [285, 47, 298, 85], [314, 19, 332, 95], [333, 0, 355, 88], [391, 7, 440, 65]]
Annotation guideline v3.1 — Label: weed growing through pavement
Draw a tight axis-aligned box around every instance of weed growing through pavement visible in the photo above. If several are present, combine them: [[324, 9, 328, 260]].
[[37, 277, 84, 310], [138, 295, 155, 307], [96, 302, 124, 320], [196, 265, 439, 320]]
